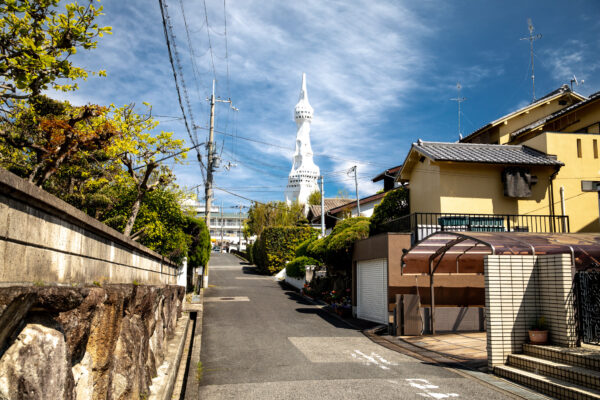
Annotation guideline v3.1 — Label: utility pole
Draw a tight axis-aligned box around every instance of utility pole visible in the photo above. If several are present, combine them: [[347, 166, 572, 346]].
[[450, 82, 466, 139], [349, 166, 360, 216], [521, 18, 542, 103], [238, 204, 243, 251], [220, 200, 224, 251], [320, 175, 325, 236], [203, 80, 234, 288]]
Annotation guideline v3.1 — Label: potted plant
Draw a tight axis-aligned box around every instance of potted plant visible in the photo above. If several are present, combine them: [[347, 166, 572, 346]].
[[529, 316, 548, 344]]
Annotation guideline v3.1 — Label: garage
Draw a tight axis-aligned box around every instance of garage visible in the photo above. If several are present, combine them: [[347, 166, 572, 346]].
[[356, 258, 388, 324]]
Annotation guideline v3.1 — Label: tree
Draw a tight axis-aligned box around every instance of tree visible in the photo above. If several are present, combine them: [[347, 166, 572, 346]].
[[0, 96, 118, 186], [108, 104, 187, 236], [369, 187, 409, 234], [185, 216, 211, 269], [307, 190, 321, 205], [244, 201, 307, 237], [0, 0, 111, 108]]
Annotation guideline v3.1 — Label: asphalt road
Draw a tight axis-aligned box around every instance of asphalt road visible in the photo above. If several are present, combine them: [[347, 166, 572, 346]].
[[197, 253, 510, 399]]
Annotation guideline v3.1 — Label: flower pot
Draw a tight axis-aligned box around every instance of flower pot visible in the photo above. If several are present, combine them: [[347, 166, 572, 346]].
[[528, 330, 548, 344]]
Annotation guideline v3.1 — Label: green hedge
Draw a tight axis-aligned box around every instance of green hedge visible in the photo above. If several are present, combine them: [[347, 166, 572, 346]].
[[286, 256, 319, 278], [306, 217, 370, 272], [246, 242, 254, 264], [254, 226, 318, 274]]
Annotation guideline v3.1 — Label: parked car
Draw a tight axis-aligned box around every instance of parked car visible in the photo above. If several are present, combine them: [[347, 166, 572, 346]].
[[212, 246, 221, 252]]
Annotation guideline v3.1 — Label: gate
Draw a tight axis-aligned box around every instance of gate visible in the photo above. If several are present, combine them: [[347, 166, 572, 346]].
[[576, 270, 600, 345]]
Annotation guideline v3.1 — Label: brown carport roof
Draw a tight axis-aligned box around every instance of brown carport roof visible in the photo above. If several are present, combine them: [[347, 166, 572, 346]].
[[403, 232, 600, 274], [403, 231, 600, 334]]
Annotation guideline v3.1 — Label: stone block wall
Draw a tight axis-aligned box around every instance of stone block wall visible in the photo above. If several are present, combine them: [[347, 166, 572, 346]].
[[485, 254, 576, 369], [0, 285, 184, 400], [0, 168, 179, 286]]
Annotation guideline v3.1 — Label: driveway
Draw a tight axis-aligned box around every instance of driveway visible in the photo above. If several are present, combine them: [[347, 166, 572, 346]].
[[197, 253, 513, 399]]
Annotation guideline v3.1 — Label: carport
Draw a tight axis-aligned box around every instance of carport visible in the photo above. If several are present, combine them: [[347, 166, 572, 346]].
[[402, 231, 600, 367]]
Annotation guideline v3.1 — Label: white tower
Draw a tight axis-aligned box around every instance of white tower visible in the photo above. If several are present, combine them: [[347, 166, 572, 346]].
[[284, 73, 320, 205]]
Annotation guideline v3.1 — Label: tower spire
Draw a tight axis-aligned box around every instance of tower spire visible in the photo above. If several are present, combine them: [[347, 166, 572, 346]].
[[285, 73, 320, 206]]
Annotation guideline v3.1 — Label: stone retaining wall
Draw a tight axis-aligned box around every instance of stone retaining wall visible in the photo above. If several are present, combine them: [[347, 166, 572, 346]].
[[0, 284, 184, 400]]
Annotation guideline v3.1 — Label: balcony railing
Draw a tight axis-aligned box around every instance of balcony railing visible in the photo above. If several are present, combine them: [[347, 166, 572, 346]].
[[380, 212, 570, 244]]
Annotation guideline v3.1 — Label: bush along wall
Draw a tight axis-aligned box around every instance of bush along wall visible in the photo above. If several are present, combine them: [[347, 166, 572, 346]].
[[286, 256, 319, 278], [254, 226, 318, 274]]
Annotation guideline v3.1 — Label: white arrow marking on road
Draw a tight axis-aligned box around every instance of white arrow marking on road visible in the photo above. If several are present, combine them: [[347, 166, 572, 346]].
[[351, 350, 396, 370], [407, 379, 459, 398]]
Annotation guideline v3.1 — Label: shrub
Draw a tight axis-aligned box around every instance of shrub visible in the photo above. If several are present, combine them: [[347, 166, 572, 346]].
[[370, 187, 409, 234], [305, 217, 370, 273], [254, 226, 318, 274], [295, 237, 316, 258], [246, 242, 254, 264], [286, 256, 319, 278], [325, 217, 370, 271]]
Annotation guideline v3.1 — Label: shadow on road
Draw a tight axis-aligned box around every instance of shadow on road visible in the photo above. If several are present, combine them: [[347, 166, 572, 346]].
[[241, 266, 264, 275], [282, 289, 358, 330]]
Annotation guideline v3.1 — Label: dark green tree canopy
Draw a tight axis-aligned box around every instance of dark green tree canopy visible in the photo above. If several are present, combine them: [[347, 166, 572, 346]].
[[370, 187, 409, 235]]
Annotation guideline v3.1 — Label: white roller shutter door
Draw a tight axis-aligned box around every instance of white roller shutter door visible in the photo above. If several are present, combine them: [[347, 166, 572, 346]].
[[357, 259, 388, 324]]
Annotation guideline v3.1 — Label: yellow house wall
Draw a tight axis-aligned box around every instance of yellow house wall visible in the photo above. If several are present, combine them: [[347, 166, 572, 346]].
[[408, 159, 441, 213], [523, 132, 600, 232], [408, 159, 555, 218]]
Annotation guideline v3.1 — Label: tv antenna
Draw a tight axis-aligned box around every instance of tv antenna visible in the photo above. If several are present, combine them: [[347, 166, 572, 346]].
[[520, 18, 542, 103], [450, 82, 467, 139], [570, 75, 584, 91]]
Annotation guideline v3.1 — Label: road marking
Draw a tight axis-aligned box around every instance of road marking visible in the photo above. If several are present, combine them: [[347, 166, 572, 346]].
[[406, 379, 459, 398], [203, 296, 250, 302], [351, 350, 396, 370], [235, 277, 271, 280]]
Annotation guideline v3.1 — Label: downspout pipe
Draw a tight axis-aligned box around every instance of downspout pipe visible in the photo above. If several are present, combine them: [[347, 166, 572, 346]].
[[549, 167, 560, 232], [560, 186, 567, 232]]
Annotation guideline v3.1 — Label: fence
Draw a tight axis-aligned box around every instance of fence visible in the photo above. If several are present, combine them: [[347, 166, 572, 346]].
[[380, 212, 570, 244]]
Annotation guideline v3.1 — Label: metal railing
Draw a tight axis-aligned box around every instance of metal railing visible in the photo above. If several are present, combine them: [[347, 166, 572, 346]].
[[380, 212, 570, 244]]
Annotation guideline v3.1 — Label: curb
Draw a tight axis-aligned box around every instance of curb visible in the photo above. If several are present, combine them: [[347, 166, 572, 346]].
[[182, 289, 205, 398], [159, 315, 191, 400]]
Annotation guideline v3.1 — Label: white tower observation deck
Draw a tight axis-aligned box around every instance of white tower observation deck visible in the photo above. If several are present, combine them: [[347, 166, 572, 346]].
[[284, 73, 320, 205]]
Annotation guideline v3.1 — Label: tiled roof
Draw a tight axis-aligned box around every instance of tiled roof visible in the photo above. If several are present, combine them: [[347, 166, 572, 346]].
[[372, 165, 402, 182], [328, 191, 388, 214], [307, 198, 352, 221], [412, 141, 564, 166], [460, 85, 586, 142], [511, 90, 600, 138]]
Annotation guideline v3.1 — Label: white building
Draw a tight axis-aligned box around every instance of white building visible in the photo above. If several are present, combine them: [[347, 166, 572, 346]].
[[183, 199, 248, 248], [284, 73, 320, 205]]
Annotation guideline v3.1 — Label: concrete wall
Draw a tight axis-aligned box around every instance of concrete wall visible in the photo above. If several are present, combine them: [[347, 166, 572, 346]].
[[485, 254, 576, 369], [0, 168, 179, 286]]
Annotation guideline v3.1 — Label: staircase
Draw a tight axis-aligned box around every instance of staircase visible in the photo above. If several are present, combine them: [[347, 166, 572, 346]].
[[495, 344, 600, 400]]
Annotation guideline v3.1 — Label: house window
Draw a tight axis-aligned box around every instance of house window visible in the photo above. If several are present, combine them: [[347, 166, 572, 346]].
[[577, 138, 582, 158], [594, 139, 598, 159]]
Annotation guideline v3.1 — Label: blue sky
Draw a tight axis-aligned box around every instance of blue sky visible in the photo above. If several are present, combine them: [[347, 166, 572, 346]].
[[50, 0, 600, 209]]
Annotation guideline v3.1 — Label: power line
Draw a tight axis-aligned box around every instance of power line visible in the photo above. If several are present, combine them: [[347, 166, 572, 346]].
[[178, 0, 209, 118], [223, 0, 231, 98], [158, 0, 200, 146], [202, 0, 217, 82]]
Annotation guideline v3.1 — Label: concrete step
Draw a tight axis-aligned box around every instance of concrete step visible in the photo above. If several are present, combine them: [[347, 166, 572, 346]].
[[495, 365, 600, 400], [507, 354, 600, 391], [524, 344, 600, 372]]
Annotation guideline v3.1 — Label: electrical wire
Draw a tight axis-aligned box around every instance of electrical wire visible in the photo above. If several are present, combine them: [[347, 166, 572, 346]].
[[202, 0, 217, 82]]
